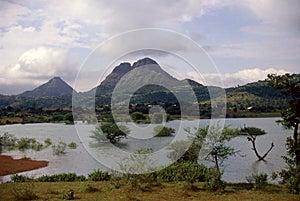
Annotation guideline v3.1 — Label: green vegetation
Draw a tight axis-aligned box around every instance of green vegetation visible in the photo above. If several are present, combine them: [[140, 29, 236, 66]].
[[0, 132, 76, 155], [241, 126, 266, 135], [90, 123, 129, 144], [67, 142, 77, 149], [2, 172, 299, 201], [11, 181, 38, 201], [267, 73, 300, 193], [0, 133, 45, 153], [44, 138, 52, 147], [246, 173, 269, 190], [88, 170, 111, 181], [0, 107, 74, 125], [52, 141, 67, 155], [153, 126, 175, 137]]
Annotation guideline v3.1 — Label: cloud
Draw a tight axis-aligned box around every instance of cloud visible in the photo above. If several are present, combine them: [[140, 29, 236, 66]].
[[186, 68, 289, 88], [0, 0, 299, 94], [0, 46, 79, 94], [243, 0, 300, 34]]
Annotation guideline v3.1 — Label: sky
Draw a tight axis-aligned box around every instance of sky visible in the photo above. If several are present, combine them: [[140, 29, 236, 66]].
[[0, 0, 299, 94]]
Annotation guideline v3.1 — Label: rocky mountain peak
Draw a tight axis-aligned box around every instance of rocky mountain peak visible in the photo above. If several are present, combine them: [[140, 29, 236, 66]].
[[132, 57, 158, 68]]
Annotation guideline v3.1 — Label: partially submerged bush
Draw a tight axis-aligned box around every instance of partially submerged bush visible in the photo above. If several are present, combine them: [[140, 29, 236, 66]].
[[68, 142, 77, 149], [52, 141, 67, 155]]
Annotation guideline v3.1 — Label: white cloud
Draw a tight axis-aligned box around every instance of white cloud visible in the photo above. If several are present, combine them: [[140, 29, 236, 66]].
[[0, 0, 299, 94], [187, 68, 289, 88], [1, 47, 78, 88]]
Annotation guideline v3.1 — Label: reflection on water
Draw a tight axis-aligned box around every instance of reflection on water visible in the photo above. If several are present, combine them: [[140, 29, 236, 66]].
[[0, 117, 291, 183], [251, 160, 276, 175]]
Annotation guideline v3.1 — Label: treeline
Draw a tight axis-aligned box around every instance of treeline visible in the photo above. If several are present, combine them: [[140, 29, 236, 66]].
[[0, 106, 74, 125]]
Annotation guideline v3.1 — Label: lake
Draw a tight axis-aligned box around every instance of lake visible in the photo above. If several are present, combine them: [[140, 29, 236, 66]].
[[0, 117, 291, 183]]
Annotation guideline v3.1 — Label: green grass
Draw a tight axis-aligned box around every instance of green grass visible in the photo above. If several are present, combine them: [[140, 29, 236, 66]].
[[0, 181, 299, 201]]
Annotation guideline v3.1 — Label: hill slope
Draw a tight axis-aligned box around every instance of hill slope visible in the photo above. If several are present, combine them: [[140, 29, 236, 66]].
[[19, 77, 75, 98]]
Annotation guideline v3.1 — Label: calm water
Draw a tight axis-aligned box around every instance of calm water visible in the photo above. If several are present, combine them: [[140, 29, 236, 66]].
[[0, 118, 291, 183]]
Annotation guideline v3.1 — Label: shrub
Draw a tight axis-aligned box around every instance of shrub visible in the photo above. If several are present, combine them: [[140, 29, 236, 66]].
[[36, 173, 86, 182], [204, 169, 225, 191], [156, 161, 208, 183], [246, 173, 268, 190], [88, 169, 111, 181], [286, 176, 300, 194], [11, 174, 33, 183], [68, 142, 77, 149], [44, 138, 52, 147], [0, 132, 17, 147], [52, 141, 67, 155]]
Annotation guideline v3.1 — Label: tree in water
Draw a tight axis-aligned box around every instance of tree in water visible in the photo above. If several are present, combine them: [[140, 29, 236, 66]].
[[267, 73, 300, 193], [90, 123, 129, 144], [241, 126, 274, 161]]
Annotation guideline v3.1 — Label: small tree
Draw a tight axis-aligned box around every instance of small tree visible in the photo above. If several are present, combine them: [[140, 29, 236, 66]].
[[168, 125, 239, 176], [192, 125, 239, 191], [206, 127, 239, 174], [90, 123, 129, 144], [267, 73, 300, 193]]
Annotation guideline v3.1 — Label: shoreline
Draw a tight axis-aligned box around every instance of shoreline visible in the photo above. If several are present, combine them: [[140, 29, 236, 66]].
[[0, 155, 48, 176]]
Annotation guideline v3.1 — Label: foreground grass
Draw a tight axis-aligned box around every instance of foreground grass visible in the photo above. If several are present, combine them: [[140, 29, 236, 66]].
[[0, 181, 299, 201]]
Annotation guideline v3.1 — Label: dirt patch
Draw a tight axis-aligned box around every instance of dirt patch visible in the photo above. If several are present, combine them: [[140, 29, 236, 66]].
[[0, 155, 48, 176]]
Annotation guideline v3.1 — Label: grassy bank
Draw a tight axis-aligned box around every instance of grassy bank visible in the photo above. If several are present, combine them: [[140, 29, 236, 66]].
[[0, 181, 299, 201]]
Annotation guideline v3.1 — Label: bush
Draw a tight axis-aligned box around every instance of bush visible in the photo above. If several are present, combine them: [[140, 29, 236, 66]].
[[11, 174, 33, 183], [0, 132, 17, 147], [44, 138, 52, 147], [286, 176, 300, 194], [156, 161, 208, 183], [204, 169, 225, 191], [68, 142, 77, 149], [52, 141, 67, 155], [88, 169, 111, 181], [36, 173, 86, 182], [246, 173, 268, 190]]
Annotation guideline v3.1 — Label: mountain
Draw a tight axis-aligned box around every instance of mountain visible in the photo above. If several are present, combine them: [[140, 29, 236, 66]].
[[19, 77, 75, 98], [0, 77, 76, 109], [0, 58, 291, 110], [88, 57, 180, 105]]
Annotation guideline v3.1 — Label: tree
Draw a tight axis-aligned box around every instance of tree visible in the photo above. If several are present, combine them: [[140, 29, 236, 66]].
[[130, 112, 146, 122], [201, 126, 239, 174], [169, 125, 239, 174], [241, 126, 274, 161], [267, 73, 300, 193], [90, 123, 129, 144]]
